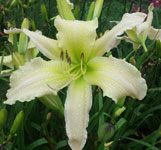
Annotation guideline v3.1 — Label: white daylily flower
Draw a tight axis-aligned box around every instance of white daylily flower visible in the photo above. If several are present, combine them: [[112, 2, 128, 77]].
[[124, 4, 161, 51], [4, 14, 147, 150], [124, 4, 153, 51]]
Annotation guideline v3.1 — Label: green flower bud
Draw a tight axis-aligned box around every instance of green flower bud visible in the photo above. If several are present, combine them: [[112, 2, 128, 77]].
[[74, 5, 80, 19], [56, 0, 75, 20], [93, 0, 104, 19], [117, 97, 126, 107], [12, 52, 26, 69], [23, 4, 28, 9], [129, 56, 136, 66], [8, 111, 24, 141], [19, 18, 30, 55], [0, 109, 7, 131], [21, 18, 29, 29], [114, 106, 126, 118], [41, 4, 49, 24], [86, 2, 95, 21], [31, 19, 36, 31], [98, 123, 115, 142], [10, 0, 18, 9], [39, 95, 64, 116]]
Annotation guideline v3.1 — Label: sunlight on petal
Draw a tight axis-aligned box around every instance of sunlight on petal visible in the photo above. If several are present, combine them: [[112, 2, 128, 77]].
[[84, 56, 147, 103], [65, 78, 92, 150], [4, 57, 71, 105]]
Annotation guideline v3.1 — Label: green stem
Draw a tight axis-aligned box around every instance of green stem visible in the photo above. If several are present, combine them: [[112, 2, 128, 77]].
[[142, 42, 148, 52], [125, 50, 135, 61]]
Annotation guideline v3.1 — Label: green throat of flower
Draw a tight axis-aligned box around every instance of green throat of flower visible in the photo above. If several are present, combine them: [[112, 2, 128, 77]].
[[60, 50, 87, 80]]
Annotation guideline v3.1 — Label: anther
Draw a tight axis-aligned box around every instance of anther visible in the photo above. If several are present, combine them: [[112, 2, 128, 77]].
[[67, 57, 71, 65], [81, 53, 84, 60], [60, 51, 64, 60], [66, 50, 69, 59]]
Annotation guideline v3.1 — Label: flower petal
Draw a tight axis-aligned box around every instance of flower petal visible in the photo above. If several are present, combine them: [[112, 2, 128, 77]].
[[84, 56, 147, 103], [148, 26, 161, 41], [4, 57, 71, 105], [54, 16, 98, 63], [0, 69, 13, 77], [0, 55, 13, 68], [91, 12, 147, 57], [135, 4, 153, 41], [22, 29, 60, 60], [122, 35, 141, 50], [65, 78, 92, 150], [5, 28, 60, 60], [66, 0, 73, 9], [27, 30, 42, 49]]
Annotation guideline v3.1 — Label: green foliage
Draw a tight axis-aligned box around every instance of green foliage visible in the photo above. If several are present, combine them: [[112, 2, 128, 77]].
[[0, 0, 161, 150]]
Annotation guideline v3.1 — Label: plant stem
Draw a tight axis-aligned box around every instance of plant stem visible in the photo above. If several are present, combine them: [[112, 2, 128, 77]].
[[125, 50, 135, 61], [142, 42, 148, 52]]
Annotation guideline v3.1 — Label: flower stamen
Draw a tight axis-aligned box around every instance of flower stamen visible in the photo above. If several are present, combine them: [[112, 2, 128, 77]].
[[80, 53, 86, 75]]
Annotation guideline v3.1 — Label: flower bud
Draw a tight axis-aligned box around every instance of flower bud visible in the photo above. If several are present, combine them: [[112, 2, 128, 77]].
[[8, 111, 24, 141], [39, 94, 64, 116], [74, 5, 80, 19], [21, 18, 29, 29], [98, 123, 115, 142], [93, 0, 104, 19], [46, 112, 52, 121], [86, 2, 95, 20], [0, 109, 7, 131], [56, 0, 75, 20], [31, 19, 36, 31], [19, 18, 30, 55], [129, 56, 136, 66], [12, 52, 26, 69], [9, 0, 18, 9], [41, 4, 49, 24], [114, 106, 126, 118], [117, 97, 126, 107]]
